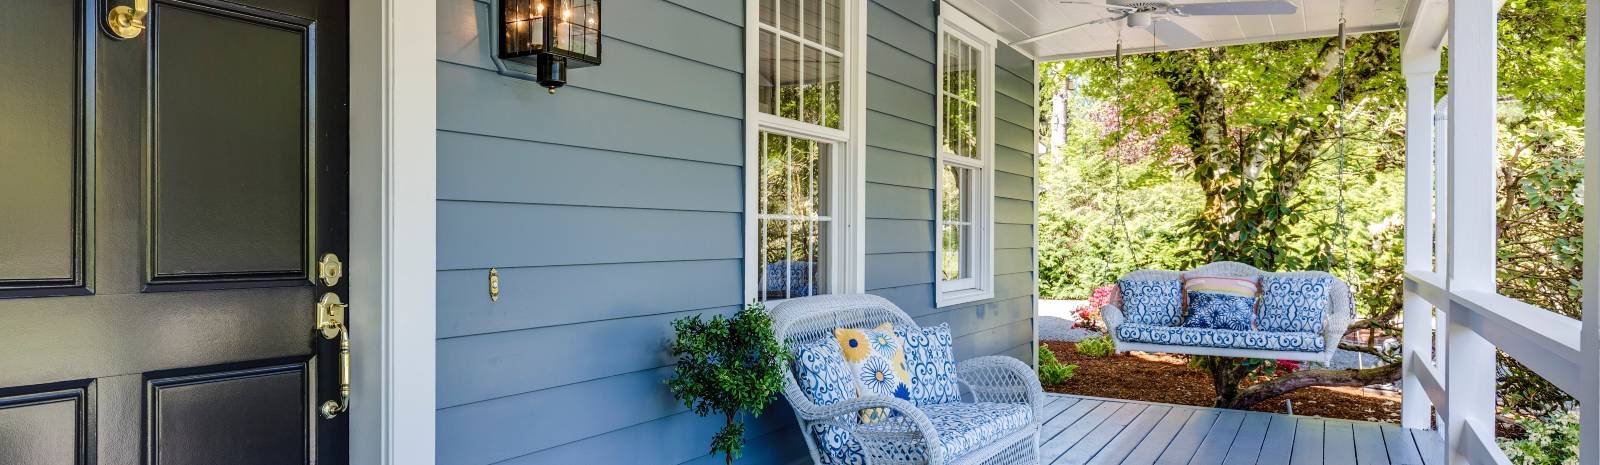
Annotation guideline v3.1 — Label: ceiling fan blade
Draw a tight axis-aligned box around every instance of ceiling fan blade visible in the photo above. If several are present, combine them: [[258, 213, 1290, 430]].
[[1009, 15, 1125, 47], [1150, 20, 1203, 47], [1171, 0, 1298, 16], [1060, 0, 1137, 11]]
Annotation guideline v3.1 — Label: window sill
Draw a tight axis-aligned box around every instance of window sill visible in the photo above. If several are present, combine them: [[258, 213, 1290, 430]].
[[936, 286, 993, 308]]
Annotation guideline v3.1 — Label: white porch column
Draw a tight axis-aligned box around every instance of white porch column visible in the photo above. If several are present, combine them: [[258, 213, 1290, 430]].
[[1580, 0, 1600, 462], [1444, 0, 1498, 463], [1400, 51, 1439, 430]]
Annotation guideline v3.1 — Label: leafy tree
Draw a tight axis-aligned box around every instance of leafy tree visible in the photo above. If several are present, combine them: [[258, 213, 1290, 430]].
[[666, 303, 788, 464], [1038, 0, 1587, 415]]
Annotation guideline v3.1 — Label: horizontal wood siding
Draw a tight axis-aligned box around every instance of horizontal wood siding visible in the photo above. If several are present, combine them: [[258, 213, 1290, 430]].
[[434, 0, 1035, 462], [863, 1, 1037, 381]]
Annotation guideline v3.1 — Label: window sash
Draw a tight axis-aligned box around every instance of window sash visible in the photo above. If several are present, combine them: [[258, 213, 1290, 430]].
[[757, 0, 844, 130], [933, 14, 994, 306], [755, 130, 839, 302]]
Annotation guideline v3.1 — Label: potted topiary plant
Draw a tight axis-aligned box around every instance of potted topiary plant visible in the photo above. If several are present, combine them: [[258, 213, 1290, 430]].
[[666, 302, 787, 465]]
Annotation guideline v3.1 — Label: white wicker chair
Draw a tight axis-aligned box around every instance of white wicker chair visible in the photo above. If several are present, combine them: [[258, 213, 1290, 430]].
[[1101, 261, 1355, 364], [770, 294, 1044, 465]]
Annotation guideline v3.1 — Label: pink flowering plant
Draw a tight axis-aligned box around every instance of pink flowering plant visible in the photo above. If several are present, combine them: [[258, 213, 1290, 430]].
[[1072, 284, 1117, 333]]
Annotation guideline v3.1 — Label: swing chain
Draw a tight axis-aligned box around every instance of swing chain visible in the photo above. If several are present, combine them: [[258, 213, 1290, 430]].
[[1110, 31, 1139, 269], [1330, 0, 1355, 280]]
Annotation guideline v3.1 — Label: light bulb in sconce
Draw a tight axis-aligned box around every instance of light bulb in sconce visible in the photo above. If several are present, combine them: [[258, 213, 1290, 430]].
[[563, 9, 571, 19]]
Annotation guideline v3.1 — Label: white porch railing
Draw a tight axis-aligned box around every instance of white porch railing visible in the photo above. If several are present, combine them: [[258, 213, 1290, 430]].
[[1397, 1, 1600, 464]]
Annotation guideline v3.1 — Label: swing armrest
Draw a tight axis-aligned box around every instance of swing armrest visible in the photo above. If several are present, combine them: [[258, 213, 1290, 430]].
[[1101, 304, 1126, 335]]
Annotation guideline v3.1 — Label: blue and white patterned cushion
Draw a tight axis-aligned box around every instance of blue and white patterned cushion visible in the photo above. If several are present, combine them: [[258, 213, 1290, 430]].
[[795, 339, 856, 406], [898, 324, 962, 406], [795, 340, 869, 465], [1182, 291, 1256, 331], [1258, 276, 1332, 333], [848, 402, 1034, 462], [1117, 279, 1184, 327], [1116, 323, 1326, 353], [811, 422, 868, 465]]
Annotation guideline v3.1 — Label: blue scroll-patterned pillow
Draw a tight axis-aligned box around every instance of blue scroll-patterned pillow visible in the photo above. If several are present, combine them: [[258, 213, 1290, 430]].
[[898, 323, 961, 406], [1258, 275, 1332, 333], [1117, 279, 1184, 327], [1182, 291, 1256, 331], [794, 338, 855, 406]]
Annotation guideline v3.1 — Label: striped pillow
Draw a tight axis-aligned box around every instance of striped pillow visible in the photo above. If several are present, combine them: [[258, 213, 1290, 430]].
[[1182, 275, 1260, 330], [1182, 275, 1259, 299]]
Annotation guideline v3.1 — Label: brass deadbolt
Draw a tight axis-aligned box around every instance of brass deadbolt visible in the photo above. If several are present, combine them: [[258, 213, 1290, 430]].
[[318, 253, 344, 287]]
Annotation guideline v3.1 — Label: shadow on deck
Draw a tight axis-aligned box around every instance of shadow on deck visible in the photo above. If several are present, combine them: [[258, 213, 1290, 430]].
[[1039, 393, 1444, 465]]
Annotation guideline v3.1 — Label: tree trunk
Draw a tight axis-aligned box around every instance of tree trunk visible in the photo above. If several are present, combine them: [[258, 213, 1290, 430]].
[[1208, 358, 1256, 408], [725, 412, 736, 465], [1224, 362, 1403, 410]]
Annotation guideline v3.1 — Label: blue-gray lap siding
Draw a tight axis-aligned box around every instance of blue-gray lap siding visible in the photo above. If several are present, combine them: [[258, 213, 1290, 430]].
[[433, 0, 1037, 463]]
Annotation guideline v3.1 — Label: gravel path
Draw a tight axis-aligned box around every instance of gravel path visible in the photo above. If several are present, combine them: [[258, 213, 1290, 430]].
[[1038, 299, 1099, 342]]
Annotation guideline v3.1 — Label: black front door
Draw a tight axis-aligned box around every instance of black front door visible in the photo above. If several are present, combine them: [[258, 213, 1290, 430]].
[[0, 0, 349, 463]]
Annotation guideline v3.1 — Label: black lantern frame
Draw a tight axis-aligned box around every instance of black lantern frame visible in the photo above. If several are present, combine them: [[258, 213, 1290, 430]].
[[499, 0, 602, 91]]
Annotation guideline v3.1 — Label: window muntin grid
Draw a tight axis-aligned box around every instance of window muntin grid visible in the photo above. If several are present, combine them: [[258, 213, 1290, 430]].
[[757, 0, 843, 129]]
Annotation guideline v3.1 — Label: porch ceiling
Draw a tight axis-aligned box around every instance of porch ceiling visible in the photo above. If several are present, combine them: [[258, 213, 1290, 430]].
[[949, 0, 1408, 62]]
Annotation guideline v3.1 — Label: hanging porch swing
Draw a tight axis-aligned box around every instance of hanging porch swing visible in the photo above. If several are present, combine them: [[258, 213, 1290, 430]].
[[1095, 8, 1358, 364]]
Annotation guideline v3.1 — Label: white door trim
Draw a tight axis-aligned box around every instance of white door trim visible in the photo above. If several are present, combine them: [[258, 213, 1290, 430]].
[[349, 0, 437, 463]]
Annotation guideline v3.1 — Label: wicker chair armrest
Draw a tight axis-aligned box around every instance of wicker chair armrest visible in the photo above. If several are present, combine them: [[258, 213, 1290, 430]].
[[793, 393, 948, 465], [1101, 303, 1126, 333], [956, 355, 1045, 420]]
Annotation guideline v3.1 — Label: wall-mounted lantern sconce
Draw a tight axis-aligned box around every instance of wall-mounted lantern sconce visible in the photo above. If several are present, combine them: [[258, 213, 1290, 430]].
[[499, 0, 601, 93]]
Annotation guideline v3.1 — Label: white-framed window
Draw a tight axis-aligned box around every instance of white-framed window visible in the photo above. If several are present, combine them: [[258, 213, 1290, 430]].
[[745, 0, 866, 302], [935, 6, 996, 307]]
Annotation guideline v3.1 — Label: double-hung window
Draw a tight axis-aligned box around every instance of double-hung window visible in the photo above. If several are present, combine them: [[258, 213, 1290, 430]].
[[936, 8, 996, 306], [746, 0, 864, 302]]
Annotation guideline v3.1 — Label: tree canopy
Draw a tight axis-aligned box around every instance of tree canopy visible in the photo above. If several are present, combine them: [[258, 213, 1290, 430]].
[[1037, 0, 1586, 416]]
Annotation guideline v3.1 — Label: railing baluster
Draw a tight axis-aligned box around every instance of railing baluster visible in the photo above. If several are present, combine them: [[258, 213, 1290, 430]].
[[1444, 1, 1499, 464], [1580, 0, 1600, 463], [1401, 50, 1439, 430]]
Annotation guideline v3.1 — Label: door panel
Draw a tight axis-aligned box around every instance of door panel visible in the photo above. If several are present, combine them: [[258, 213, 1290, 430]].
[[148, 364, 308, 465], [0, 0, 90, 292], [150, 2, 309, 284], [0, 385, 90, 465], [0, 0, 348, 463]]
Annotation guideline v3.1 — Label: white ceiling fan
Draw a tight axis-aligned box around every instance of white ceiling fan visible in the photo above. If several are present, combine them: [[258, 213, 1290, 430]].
[[1011, 0, 1298, 48]]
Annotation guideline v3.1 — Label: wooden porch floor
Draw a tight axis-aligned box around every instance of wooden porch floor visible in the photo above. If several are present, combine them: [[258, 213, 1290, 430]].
[[1037, 394, 1443, 465]]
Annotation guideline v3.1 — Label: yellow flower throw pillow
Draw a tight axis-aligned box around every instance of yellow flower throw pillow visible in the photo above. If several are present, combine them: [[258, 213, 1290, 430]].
[[834, 322, 912, 424]]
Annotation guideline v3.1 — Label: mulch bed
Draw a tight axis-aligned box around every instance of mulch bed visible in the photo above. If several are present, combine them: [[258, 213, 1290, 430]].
[[1041, 340, 1403, 424]]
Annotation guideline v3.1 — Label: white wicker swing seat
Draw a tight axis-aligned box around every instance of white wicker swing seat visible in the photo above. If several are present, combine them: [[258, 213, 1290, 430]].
[[1101, 261, 1355, 364], [771, 294, 1045, 465]]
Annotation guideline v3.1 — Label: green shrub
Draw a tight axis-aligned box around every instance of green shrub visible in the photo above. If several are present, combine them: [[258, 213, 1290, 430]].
[[666, 302, 787, 465], [1038, 345, 1078, 386], [1500, 410, 1580, 465], [1075, 335, 1115, 358]]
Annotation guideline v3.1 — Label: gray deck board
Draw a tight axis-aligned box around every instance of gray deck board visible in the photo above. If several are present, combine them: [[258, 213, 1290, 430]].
[[1188, 410, 1247, 465], [1411, 428, 1445, 465], [1381, 425, 1424, 465], [1254, 414, 1300, 465], [1047, 402, 1147, 463], [1353, 422, 1392, 465], [1323, 421, 1357, 465], [1068, 404, 1171, 465], [1154, 410, 1221, 465], [1120, 407, 1198, 465], [1290, 418, 1325, 465], [1037, 394, 1430, 465], [1220, 413, 1272, 465], [1085, 405, 1177, 465]]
